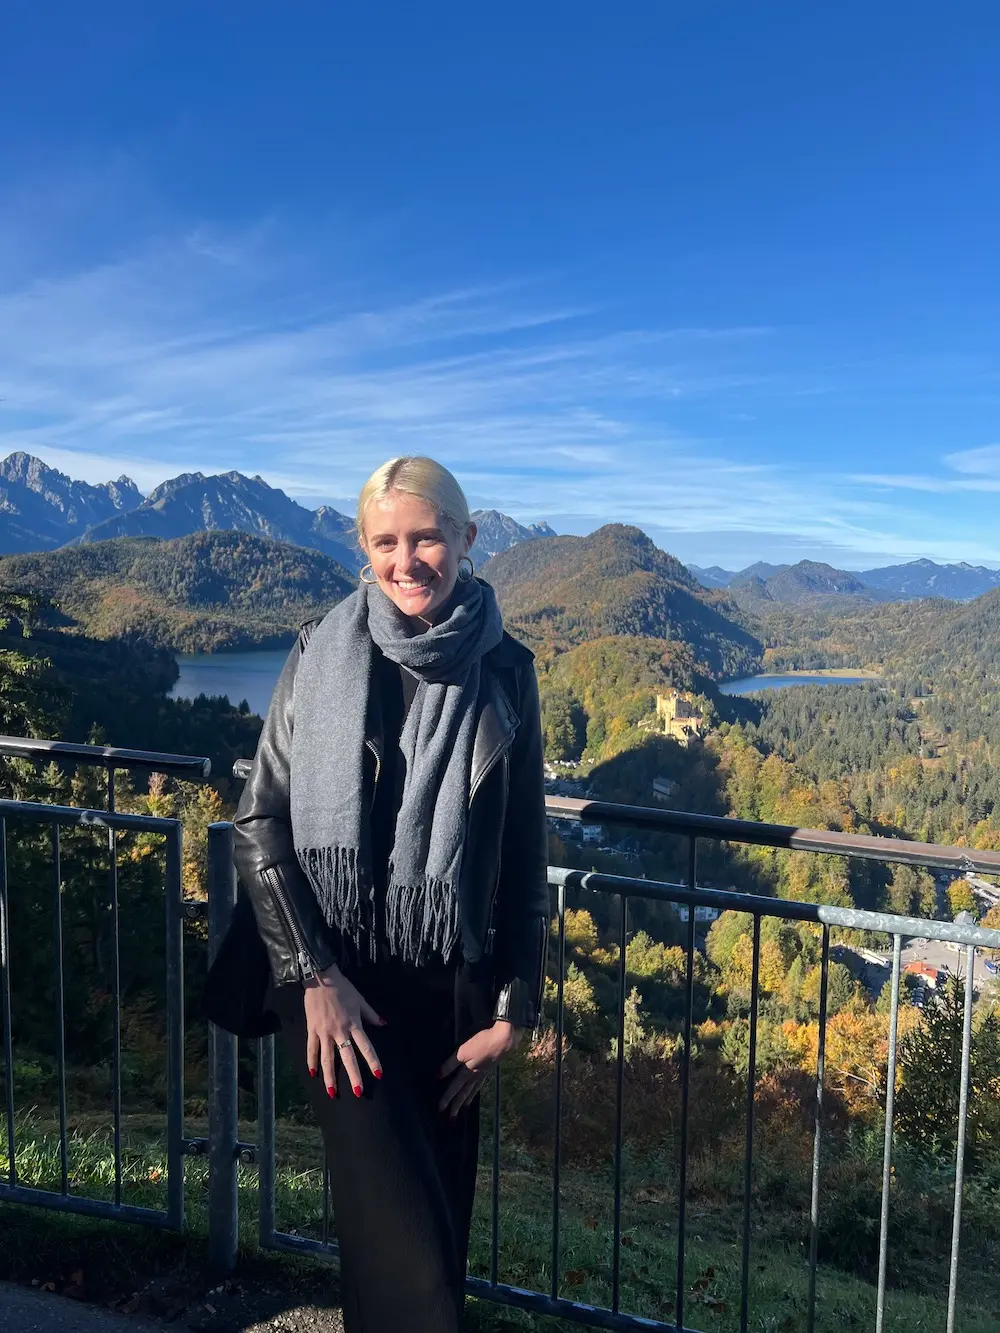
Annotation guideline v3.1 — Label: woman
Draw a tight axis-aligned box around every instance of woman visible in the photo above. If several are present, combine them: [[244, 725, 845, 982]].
[[232, 456, 549, 1332]]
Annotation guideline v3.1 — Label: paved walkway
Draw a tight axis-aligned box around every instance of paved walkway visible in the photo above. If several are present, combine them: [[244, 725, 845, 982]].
[[0, 1281, 347, 1333], [0, 1283, 162, 1333]]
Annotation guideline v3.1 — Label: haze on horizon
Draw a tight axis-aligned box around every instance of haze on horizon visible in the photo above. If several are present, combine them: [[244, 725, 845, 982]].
[[2, 2, 1000, 572]]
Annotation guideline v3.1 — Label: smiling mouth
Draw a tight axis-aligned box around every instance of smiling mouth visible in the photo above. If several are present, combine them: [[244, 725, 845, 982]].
[[395, 577, 434, 592]]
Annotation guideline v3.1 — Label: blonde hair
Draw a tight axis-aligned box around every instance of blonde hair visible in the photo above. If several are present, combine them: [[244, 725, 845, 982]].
[[357, 456, 472, 549]]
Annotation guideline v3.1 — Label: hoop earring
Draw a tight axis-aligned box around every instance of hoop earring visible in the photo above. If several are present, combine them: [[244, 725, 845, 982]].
[[458, 556, 474, 581], [359, 563, 378, 585]]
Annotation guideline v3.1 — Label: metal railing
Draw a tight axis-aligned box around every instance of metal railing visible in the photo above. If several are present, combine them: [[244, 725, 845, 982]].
[[207, 787, 1000, 1333], [0, 737, 209, 1229], [3, 736, 1000, 1332]]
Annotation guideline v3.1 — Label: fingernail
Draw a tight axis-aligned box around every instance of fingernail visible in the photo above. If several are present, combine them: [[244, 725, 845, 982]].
[[309, 1068, 317, 1079], [353, 1084, 363, 1099], [373, 1069, 383, 1081], [327, 1086, 336, 1099]]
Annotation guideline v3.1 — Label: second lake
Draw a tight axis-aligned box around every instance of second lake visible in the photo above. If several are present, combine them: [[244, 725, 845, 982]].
[[719, 673, 876, 695]]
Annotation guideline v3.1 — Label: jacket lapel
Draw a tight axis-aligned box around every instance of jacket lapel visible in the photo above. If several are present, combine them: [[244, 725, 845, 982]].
[[470, 669, 518, 802]]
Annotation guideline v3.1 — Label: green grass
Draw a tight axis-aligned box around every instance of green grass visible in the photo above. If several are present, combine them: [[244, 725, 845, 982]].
[[1, 1111, 998, 1332]]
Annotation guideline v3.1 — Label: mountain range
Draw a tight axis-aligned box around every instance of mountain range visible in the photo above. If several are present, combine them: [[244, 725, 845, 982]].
[[0, 453, 143, 551], [74, 468, 364, 570], [0, 453, 556, 570], [688, 557, 1000, 604], [4, 452, 998, 608], [468, 510, 556, 567]]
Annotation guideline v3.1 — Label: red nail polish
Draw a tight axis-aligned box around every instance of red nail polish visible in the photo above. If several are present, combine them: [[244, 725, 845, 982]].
[[327, 1086, 336, 1099], [373, 1069, 383, 1081], [309, 1068, 317, 1079], [353, 1084, 363, 1099]]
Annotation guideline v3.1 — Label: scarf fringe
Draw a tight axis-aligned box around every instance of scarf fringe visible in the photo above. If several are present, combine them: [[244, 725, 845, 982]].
[[296, 846, 460, 966], [384, 869, 461, 966], [298, 845, 376, 962]]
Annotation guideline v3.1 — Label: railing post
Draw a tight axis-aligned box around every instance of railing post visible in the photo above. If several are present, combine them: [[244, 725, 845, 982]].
[[207, 821, 239, 1271]]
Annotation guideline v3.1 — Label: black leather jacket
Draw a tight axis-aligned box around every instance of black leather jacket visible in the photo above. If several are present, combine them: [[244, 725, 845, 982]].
[[232, 621, 550, 1031]]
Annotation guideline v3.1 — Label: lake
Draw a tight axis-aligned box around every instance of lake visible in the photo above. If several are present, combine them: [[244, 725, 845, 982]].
[[170, 647, 293, 717], [719, 673, 876, 696], [170, 652, 878, 716]]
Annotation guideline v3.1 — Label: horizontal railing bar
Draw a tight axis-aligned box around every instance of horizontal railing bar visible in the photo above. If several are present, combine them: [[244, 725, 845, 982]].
[[0, 736, 211, 779], [0, 1183, 172, 1228], [547, 795, 1000, 876], [263, 1229, 339, 1258], [465, 1277, 699, 1331], [0, 798, 181, 834], [548, 867, 1000, 949]]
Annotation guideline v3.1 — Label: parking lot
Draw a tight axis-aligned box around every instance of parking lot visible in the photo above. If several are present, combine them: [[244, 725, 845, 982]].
[[834, 936, 998, 1008]]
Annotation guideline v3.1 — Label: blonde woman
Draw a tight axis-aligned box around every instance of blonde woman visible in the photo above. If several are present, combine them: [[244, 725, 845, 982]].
[[233, 456, 549, 1332]]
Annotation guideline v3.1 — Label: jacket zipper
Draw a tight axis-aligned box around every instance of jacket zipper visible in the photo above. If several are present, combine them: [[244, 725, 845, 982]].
[[469, 731, 514, 810], [481, 750, 510, 956], [262, 866, 317, 980]]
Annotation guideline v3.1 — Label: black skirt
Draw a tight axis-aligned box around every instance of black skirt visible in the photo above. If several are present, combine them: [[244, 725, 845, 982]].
[[269, 959, 489, 1333]]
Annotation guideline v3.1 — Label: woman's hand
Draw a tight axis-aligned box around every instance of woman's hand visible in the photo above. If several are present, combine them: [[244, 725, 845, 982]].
[[437, 1021, 523, 1118], [303, 965, 386, 1099]]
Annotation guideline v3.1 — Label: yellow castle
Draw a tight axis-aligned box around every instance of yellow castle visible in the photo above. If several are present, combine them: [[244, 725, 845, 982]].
[[655, 689, 704, 744]]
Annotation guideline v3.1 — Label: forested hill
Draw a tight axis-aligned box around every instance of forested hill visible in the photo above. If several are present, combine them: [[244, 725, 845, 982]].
[[482, 524, 761, 680], [0, 531, 355, 652], [897, 587, 1000, 756]]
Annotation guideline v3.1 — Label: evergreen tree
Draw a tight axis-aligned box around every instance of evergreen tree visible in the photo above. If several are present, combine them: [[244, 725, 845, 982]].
[[895, 978, 1000, 1162]]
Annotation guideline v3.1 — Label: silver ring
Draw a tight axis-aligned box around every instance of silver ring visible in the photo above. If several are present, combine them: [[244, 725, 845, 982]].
[[338, 1040, 353, 1050]]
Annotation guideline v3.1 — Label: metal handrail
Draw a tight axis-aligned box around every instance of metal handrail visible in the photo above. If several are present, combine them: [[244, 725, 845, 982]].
[[547, 793, 1000, 876], [0, 736, 212, 781], [546, 865, 1000, 949]]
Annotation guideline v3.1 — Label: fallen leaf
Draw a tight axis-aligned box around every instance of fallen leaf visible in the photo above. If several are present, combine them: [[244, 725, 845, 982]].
[[564, 1269, 587, 1286]]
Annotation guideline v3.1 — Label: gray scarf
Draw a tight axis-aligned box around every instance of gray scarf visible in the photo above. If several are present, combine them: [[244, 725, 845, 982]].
[[290, 576, 503, 965]]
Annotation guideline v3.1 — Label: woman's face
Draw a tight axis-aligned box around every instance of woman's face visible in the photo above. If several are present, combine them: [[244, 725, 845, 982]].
[[363, 490, 476, 623]]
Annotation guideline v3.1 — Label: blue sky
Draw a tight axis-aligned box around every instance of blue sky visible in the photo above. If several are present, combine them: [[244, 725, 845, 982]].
[[2, 1, 1000, 570]]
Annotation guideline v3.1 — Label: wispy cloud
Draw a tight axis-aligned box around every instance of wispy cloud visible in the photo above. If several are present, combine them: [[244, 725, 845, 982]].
[[0, 217, 774, 493], [944, 443, 1000, 476], [852, 443, 1000, 496], [2, 198, 1000, 568]]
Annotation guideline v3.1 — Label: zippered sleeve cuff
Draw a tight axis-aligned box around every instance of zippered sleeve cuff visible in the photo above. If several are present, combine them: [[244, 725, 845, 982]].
[[491, 912, 548, 1034], [493, 976, 542, 1033], [258, 862, 339, 984]]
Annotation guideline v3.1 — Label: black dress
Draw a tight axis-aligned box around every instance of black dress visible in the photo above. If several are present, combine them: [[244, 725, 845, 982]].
[[270, 652, 487, 1333]]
